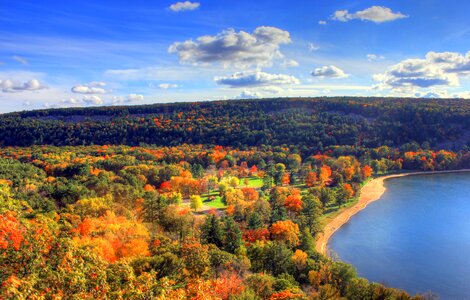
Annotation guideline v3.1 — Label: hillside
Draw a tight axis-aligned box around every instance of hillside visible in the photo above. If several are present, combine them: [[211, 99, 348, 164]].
[[1, 97, 469, 152]]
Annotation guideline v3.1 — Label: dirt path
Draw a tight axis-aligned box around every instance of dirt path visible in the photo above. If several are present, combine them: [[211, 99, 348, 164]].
[[315, 169, 470, 255]]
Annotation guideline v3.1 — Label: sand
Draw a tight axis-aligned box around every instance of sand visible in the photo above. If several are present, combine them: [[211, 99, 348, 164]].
[[315, 169, 470, 255]]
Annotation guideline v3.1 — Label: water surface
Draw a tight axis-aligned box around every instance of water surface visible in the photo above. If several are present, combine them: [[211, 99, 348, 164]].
[[329, 172, 470, 299]]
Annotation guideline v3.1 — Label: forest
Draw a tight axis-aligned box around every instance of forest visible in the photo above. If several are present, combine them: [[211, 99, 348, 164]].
[[1, 98, 469, 299], [0, 97, 469, 153]]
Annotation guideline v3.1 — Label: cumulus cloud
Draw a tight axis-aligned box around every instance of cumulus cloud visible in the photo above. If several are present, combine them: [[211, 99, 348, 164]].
[[111, 94, 144, 104], [71, 82, 107, 94], [12, 55, 28, 65], [169, 26, 291, 68], [0, 78, 46, 92], [169, 1, 200, 12], [332, 6, 408, 23], [318, 20, 327, 25], [373, 51, 470, 91], [311, 65, 349, 78], [367, 54, 385, 61], [82, 95, 103, 105], [215, 71, 300, 88]]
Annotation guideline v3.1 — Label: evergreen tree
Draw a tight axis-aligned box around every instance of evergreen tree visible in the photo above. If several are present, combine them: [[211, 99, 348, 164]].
[[247, 211, 263, 229], [222, 216, 242, 254], [201, 214, 224, 248], [299, 194, 323, 236]]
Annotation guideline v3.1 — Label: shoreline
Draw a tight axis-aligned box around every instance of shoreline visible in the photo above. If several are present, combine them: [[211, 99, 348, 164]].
[[315, 169, 470, 255]]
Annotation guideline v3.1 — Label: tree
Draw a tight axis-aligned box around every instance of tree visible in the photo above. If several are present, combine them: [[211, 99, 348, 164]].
[[284, 189, 303, 213], [270, 220, 300, 248], [299, 228, 316, 255], [292, 249, 308, 271], [190, 195, 203, 212], [336, 183, 354, 207], [262, 242, 295, 276], [287, 154, 302, 173], [305, 171, 317, 187], [200, 214, 223, 248], [181, 240, 211, 278], [299, 194, 322, 236], [319, 166, 332, 186], [361, 165, 373, 179], [222, 217, 242, 254], [262, 176, 274, 191], [247, 211, 264, 229]]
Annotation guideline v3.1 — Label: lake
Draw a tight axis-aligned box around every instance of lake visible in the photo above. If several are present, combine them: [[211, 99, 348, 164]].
[[329, 172, 470, 299]]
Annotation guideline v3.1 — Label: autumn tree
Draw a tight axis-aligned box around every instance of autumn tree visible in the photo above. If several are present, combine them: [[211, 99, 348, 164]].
[[284, 189, 303, 213], [270, 220, 300, 248], [190, 195, 203, 211], [319, 166, 332, 186], [305, 171, 317, 187]]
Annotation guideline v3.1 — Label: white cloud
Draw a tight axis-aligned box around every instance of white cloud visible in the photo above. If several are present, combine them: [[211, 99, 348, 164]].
[[83, 95, 103, 105], [367, 54, 385, 61], [281, 59, 299, 67], [168, 26, 291, 68], [308, 42, 320, 52], [111, 94, 144, 104], [12, 55, 28, 65], [215, 71, 300, 88], [0, 78, 46, 92], [71, 82, 107, 94], [332, 6, 408, 23], [318, 20, 327, 25], [236, 90, 262, 99], [373, 51, 470, 91], [44, 95, 104, 108], [157, 83, 178, 89], [311, 65, 349, 78], [169, 1, 200, 12]]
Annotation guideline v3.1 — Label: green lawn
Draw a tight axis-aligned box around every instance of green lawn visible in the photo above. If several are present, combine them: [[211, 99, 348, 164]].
[[247, 177, 263, 188], [204, 195, 226, 209]]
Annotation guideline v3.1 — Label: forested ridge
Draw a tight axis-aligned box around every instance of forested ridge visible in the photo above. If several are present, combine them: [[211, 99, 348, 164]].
[[1, 97, 469, 151]]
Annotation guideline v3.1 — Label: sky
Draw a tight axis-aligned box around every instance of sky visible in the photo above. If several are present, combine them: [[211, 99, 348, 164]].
[[0, 0, 469, 113]]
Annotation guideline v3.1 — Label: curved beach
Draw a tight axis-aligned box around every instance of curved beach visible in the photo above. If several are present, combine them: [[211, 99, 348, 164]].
[[315, 169, 470, 255]]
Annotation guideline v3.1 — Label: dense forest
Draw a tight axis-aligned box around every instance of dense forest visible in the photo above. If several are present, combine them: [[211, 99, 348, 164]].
[[1, 98, 469, 299], [0, 97, 469, 152]]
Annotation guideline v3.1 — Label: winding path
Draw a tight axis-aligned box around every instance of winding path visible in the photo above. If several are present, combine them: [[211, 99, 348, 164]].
[[315, 169, 470, 255]]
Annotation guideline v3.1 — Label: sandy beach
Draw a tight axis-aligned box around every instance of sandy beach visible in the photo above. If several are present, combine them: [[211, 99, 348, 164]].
[[315, 169, 470, 255]]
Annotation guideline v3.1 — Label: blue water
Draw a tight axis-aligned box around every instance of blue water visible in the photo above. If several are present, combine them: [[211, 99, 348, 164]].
[[329, 172, 470, 300]]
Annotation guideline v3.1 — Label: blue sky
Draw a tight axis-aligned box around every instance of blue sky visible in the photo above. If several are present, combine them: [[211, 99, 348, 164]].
[[0, 0, 469, 112]]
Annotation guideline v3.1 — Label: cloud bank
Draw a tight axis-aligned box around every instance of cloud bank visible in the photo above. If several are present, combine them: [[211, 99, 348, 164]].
[[71, 82, 107, 94], [215, 71, 300, 87], [374, 51, 470, 91]]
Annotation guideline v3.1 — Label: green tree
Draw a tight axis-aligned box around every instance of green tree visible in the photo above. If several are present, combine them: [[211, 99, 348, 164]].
[[222, 216, 242, 254], [200, 214, 223, 248]]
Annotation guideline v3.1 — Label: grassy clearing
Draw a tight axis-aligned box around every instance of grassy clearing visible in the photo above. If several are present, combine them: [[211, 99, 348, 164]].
[[204, 195, 226, 209]]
